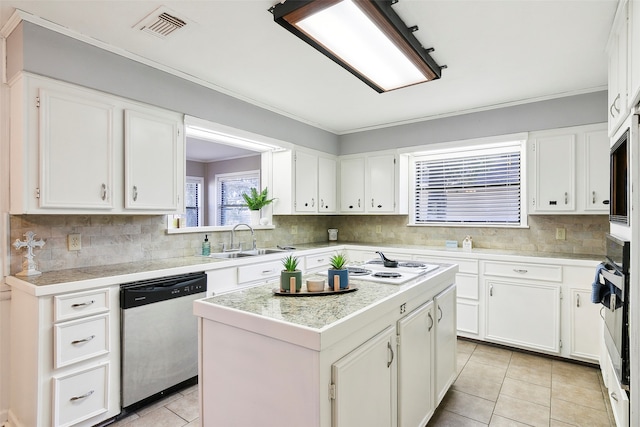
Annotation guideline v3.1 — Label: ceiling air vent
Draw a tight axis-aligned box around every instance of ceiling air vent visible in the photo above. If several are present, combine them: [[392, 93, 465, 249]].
[[135, 6, 188, 39]]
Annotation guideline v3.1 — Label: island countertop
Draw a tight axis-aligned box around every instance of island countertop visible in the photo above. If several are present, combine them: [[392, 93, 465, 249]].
[[193, 263, 458, 351]]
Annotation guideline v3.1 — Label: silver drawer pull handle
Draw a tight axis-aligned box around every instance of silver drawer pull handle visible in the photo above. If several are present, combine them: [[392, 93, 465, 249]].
[[387, 342, 394, 368], [611, 391, 618, 402], [427, 312, 434, 331], [101, 183, 107, 201], [70, 390, 94, 402], [564, 192, 568, 204], [262, 270, 275, 274], [513, 269, 528, 274], [317, 259, 324, 262], [133, 185, 138, 201], [71, 335, 96, 345], [71, 300, 95, 308]]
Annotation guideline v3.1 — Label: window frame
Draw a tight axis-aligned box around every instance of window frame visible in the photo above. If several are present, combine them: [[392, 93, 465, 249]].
[[409, 139, 528, 228], [214, 170, 260, 227]]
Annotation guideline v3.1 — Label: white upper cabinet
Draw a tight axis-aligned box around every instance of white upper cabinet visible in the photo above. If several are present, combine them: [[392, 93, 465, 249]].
[[367, 154, 396, 213], [608, 0, 628, 136], [9, 73, 185, 215], [318, 156, 337, 213], [37, 86, 116, 210], [340, 157, 366, 213], [271, 150, 337, 214], [125, 109, 183, 211], [340, 153, 407, 214], [528, 123, 609, 215]]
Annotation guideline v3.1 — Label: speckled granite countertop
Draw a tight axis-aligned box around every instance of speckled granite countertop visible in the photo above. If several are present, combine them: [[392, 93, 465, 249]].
[[6, 242, 600, 296], [199, 274, 404, 330]]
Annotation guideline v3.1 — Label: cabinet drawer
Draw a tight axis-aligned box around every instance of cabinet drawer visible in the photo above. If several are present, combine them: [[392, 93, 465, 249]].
[[605, 356, 630, 427], [54, 288, 110, 322], [53, 362, 109, 427], [483, 261, 562, 282], [415, 256, 478, 274], [237, 260, 282, 284], [54, 314, 109, 368], [456, 273, 479, 300], [304, 252, 333, 271]]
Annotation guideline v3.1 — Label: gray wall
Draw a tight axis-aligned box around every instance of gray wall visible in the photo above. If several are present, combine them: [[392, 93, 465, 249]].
[[8, 21, 607, 157], [340, 91, 608, 154], [8, 22, 340, 155]]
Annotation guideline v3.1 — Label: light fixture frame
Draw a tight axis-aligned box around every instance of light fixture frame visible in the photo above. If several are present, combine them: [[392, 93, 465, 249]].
[[271, 0, 442, 93]]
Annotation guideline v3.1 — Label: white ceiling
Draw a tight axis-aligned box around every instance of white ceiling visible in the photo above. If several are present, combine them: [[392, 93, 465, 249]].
[[0, 0, 617, 136]]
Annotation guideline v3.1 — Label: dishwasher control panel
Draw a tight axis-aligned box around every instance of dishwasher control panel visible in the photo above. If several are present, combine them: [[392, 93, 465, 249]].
[[120, 272, 207, 309]]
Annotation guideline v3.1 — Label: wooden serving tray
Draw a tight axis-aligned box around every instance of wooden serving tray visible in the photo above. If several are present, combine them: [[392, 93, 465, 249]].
[[272, 286, 358, 297]]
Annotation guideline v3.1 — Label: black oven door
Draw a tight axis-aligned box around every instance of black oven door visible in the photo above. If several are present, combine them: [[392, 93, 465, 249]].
[[601, 266, 629, 387]]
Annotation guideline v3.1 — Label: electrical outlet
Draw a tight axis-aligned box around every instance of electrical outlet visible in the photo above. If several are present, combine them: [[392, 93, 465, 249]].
[[290, 225, 298, 235], [68, 234, 82, 251], [555, 228, 566, 240], [375, 225, 382, 233]]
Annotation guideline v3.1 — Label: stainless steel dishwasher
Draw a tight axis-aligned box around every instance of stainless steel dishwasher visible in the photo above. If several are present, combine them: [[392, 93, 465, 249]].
[[120, 272, 207, 411]]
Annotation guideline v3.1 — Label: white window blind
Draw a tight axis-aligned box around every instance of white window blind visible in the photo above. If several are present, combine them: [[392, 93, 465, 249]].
[[216, 172, 259, 226], [413, 144, 522, 225]]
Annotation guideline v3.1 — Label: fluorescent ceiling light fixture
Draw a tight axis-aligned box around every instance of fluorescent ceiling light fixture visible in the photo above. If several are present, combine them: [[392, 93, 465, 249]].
[[185, 126, 283, 152], [271, 0, 443, 92]]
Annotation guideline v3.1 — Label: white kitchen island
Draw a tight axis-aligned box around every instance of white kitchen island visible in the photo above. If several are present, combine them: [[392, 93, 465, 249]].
[[193, 264, 458, 427]]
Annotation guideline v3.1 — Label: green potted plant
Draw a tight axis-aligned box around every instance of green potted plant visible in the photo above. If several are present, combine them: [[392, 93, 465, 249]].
[[242, 187, 275, 225], [280, 254, 302, 292], [328, 252, 349, 290]]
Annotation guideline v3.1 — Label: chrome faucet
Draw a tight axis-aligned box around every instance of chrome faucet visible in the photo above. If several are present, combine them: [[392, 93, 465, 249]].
[[227, 223, 256, 252]]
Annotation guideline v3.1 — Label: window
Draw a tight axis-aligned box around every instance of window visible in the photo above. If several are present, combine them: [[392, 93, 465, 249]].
[[185, 176, 204, 227], [412, 142, 524, 226], [215, 171, 260, 226]]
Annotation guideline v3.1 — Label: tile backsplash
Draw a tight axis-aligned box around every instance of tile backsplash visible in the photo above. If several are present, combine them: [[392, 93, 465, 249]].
[[9, 214, 608, 274]]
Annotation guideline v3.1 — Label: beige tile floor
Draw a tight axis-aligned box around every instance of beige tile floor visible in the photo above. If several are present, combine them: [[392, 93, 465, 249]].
[[106, 339, 615, 427], [429, 339, 616, 426]]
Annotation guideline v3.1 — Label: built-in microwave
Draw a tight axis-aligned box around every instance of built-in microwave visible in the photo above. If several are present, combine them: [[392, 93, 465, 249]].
[[610, 129, 630, 225]]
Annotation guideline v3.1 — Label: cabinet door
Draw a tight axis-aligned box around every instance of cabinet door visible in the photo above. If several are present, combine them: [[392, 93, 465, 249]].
[[531, 135, 575, 212], [332, 326, 396, 427], [318, 156, 337, 212], [124, 108, 182, 211], [340, 157, 365, 212], [608, 1, 628, 136], [569, 289, 601, 361], [294, 151, 318, 212], [367, 155, 395, 212], [584, 130, 610, 212], [434, 284, 457, 405], [397, 301, 434, 427], [486, 280, 561, 353], [38, 88, 115, 209]]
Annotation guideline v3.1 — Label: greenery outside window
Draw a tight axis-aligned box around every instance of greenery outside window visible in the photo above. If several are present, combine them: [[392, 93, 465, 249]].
[[411, 141, 526, 227], [215, 171, 260, 226]]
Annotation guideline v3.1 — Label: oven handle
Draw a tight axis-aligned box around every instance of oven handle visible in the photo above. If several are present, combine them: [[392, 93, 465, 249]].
[[601, 268, 624, 289]]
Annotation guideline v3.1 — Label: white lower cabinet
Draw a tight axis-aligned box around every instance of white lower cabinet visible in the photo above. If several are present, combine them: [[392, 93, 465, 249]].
[[397, 301, 434, 427], [568, 288, 601, 360], [434, 285, 457, 405], [52, 363, 110, 427], [9, 286, 120, 427], [332, 326, 397, 427], [485, 279, 561, 353]]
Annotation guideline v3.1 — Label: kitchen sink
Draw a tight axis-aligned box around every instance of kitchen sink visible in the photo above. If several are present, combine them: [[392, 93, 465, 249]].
[[209, 252, 255, 258], [208, 248, 286, 258]]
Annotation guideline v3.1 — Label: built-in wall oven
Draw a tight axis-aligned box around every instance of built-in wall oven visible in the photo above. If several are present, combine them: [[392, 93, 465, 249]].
[[597, 234, 630, 390]]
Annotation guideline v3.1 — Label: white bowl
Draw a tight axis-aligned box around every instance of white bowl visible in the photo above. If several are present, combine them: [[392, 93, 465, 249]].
[[306, 279, 325, 292]]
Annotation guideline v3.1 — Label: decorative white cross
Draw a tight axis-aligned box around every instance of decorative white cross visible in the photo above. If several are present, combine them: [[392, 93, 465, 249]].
[[13, 231, 46, 276]]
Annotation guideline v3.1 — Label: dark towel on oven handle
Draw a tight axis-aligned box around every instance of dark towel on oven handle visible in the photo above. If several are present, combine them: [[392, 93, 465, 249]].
[[591, 262, 623, 309]]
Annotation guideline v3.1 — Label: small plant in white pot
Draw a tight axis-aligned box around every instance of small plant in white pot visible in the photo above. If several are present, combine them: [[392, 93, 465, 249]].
[[280, 254, 302, 292], [328, 253, 349, 290], [242, 187, 275, 225]]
